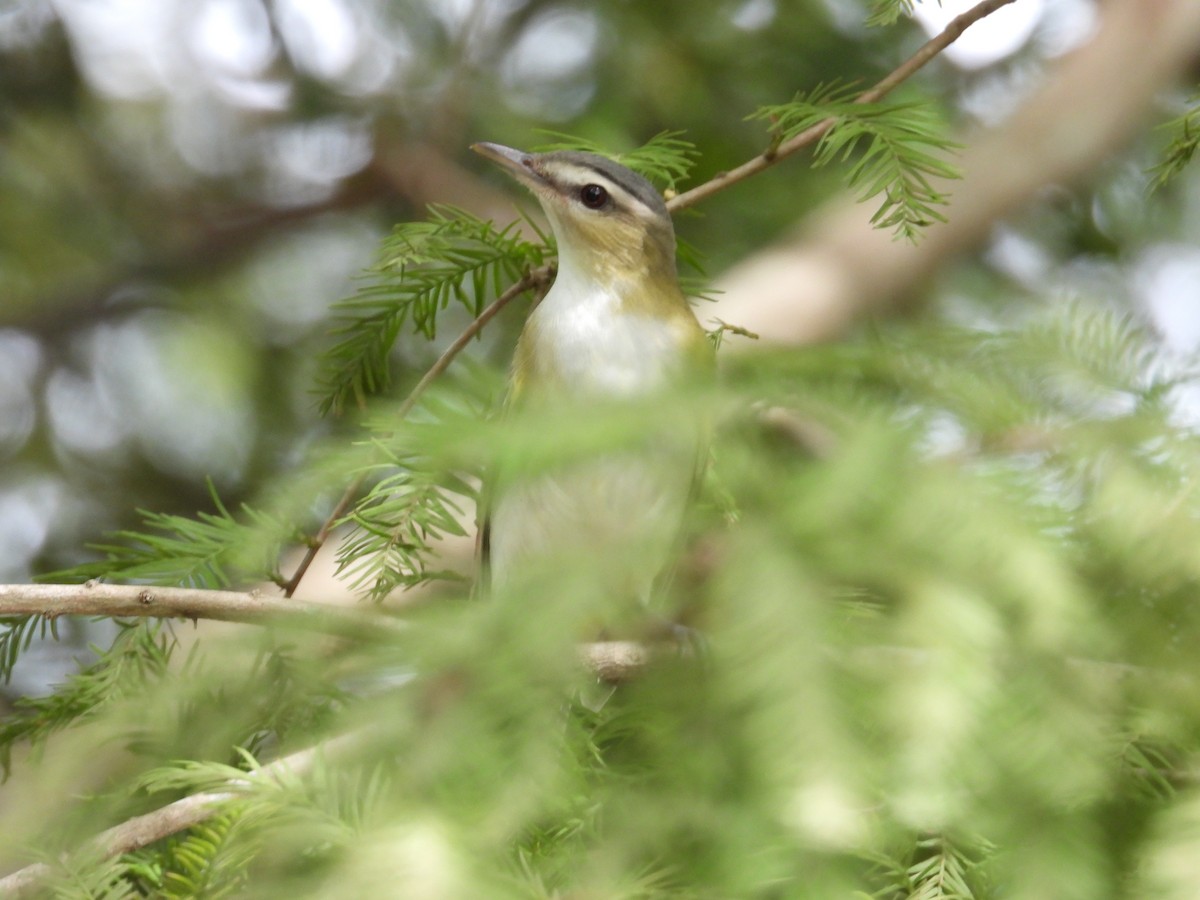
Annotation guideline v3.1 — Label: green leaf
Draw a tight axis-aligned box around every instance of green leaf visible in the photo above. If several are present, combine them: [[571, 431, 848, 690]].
[[334, 411, 480, 600], [0, 621, 174, 777], [749, 83, 962, 241], [1149, 90, 1200, 191], [144, 814, 255, 899], [40, 484, 293, 590], [0, 614, 58, 684], [865, 0, 916, 27], [319, 205, 546, 417]]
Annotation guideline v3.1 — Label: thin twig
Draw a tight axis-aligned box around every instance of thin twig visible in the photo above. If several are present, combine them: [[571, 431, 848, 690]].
[[667, 0, 1020, 212], [282, 270, 547, 597], [0, 582, 405, 638], [397, 270, 548, 421]]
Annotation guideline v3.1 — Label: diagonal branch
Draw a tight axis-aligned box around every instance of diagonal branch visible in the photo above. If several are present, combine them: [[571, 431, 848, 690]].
[[0, 732, 365, 898], [709, 0, 1200, 349], [666, 0, 1019, 212], [282, 269, 550, 597]]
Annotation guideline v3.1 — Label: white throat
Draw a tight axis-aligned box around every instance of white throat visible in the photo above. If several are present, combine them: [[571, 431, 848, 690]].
[[530, 262, 689, 396]]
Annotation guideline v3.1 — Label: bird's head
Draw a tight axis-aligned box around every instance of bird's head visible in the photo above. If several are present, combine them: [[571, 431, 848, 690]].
[[471, 142, 677, 288]]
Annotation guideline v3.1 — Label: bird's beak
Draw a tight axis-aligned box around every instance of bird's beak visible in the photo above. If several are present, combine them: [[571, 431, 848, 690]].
[[471, 142, 547, 191]]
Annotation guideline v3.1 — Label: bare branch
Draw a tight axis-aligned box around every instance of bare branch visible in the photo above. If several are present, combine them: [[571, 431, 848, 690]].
[[0, 581, 652, 682], [0, 582, 404, 638]]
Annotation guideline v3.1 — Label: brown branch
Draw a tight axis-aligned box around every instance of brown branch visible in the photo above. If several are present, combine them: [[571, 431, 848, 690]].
[[708, 0, 1200, 349], [0, 582, 404, 639], [666, 0, 1020, 212], [282, 270, 549, 597], [0, 733, 363, 898], [1, 580, 662, 680], [580, 640, 653, 684]]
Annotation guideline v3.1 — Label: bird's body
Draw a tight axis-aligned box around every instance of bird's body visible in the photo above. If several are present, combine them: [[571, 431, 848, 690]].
[[513, 264, 702, 397], [472, 142, 710, 602]]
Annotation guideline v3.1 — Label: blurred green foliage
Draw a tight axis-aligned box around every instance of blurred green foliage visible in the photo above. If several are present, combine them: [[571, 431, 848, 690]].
[[11, 301, 1200, 895], [3, 0, 1200, 897]]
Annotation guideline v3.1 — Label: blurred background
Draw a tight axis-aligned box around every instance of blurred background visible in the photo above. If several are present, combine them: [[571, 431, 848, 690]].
[[1, 0, 1195, 693]]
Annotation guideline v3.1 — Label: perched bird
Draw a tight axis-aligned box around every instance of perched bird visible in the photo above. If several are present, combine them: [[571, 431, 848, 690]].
[[471, 142, 711, 611]]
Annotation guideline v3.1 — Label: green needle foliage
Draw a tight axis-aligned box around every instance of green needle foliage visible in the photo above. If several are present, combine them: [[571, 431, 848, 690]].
[[41, 499, 291, 591], [751, 82, 962, 241], [0, 621, 173, 776], [334, 438, 476, 601], [130, 814, 254, 899], [333, 371, 498, 600], [319, 205, 548, 416], [866, 834, 994, 899], [11, 128, 1200, 898], [1150, 90, 1200, 190], [335, 468, 472, 600], [866, 0, 918, 28], [0, 614, 59, 683], [10, 297, 1200, 897]]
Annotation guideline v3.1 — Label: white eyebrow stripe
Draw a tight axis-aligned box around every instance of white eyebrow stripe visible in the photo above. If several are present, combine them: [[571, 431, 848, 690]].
[[542, 163, 657, 216], [573, 164, 662, 212]]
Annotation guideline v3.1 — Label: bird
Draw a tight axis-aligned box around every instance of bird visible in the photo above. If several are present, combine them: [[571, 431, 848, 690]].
[[471, 141, 711, 618]]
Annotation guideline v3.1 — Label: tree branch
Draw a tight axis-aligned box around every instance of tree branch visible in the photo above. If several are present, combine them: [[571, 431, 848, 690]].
[[281, 269, 550, 597], [0, 581, 653, 681], [0, 582, 404, 639], [666, 0, 1019, 212], [709, 0, 1200, 348], [0, 733, 363, 898]]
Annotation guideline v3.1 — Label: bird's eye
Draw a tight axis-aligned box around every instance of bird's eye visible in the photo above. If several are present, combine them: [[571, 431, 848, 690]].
[[579, 184, 608, 209]]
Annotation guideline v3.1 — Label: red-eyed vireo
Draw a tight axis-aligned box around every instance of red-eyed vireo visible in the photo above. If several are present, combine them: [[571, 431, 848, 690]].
[[471, 142, 711, 608]]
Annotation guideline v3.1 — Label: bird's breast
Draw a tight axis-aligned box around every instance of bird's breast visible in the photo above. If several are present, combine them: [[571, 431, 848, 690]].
[[526, 279, 698, 396]]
